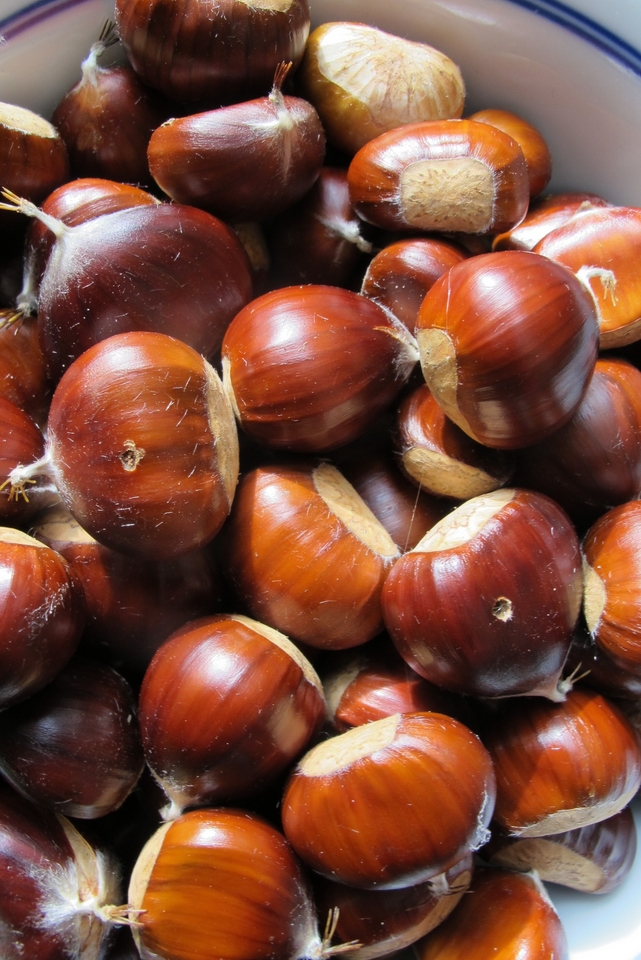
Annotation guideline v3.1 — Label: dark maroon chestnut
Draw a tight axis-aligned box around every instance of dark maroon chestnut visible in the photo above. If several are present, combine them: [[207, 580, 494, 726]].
[[0, 657, 144, 819]]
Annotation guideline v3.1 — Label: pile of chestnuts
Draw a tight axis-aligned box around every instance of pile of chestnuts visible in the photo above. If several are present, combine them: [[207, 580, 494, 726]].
[[1, 2, 641, 959]]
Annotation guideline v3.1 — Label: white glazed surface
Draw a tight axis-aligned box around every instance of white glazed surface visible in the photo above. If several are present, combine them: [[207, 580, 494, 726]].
[[1, 1, 641, 958]]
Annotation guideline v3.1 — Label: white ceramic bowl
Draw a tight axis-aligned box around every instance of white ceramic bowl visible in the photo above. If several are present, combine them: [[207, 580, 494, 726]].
[[1, 2, 641, 959]]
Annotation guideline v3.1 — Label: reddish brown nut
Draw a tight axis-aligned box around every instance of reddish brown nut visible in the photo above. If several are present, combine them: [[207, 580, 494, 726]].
[[128, 808, 324, 960], [414, 866, 569, 960], [265, 166, 374, 289], [0, 657, 144, 819], [32, 503, 224, 679], [224, 462, 400, 650], [115, 0, 311, 104], [360, 236, 468, 333], [347, 119, 529, 235], [0, 317, 50, 425], [312, 853, 474, 960], [583, 499, 641, 677], [221, 284, 418, 452], [0, 395, 52, 522], [467, 107, 552, 197], [381, 488, 583, 700], [492, 190, 612, 251], [483, 688, 641, 836], [11, 331, 239, 560], [416, 250, 599, 448], [298, 22, 465, 155], [485, 805, 637, 895], [515, 357, 641, 523], [52, 23, 168, 187], [535, 205, 641, 348], [138, 613, 326, 817], [395, 382, 514, 500], [281, 711, 496, 889], [148, 66, 325, 223], [0, 101, 69, 217], [0, 528, 85, 709]]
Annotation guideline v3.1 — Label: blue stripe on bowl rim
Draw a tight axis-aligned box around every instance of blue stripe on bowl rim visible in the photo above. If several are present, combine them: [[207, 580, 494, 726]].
[[1, 0, 641, 77]]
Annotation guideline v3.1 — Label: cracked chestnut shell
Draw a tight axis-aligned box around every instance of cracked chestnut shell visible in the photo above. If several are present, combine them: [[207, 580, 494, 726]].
[[381, 487, 582, 700], [281, 711, 496, 889]]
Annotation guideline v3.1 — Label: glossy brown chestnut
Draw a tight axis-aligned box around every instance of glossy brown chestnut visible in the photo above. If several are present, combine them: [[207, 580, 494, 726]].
[[0, 101, 69, 213], [0, 527, 85, 709], [492, 190, 612, 251], [485, 805, 637, 895], [583, 499, 641, 676], [281, 711, 496, 889], [467, 107, 552, 197], [0, 395, 52, 523], [360, 236, 468, 333], [515, 357, 641, 523], [565, 624, 641, 701], [483, 688, 641, 836], [312, 853, 474, 960], [534, 205, 641, 348], [321, 635, 477, 733], [148, 66, 326, 222], [0, 779, 125, 960], [221, 284, 418, 452], [224, 461, 400, 649], [7, 198, 253, 383], [414, 865, 569, 960], [265, 166, 374, 289], [12, 331, 239, 560], [298, 22, 465, 155], [381, 488, 582, 699], [0, 657, 144, 819], [32, 503, 223, 679], [138, 613, 326, 816], [52, 23, 168, 186], [347, 119, 529, 235], [128, 807, 324, 960], [0, 316, 51, 425], [415, 250, 599, 448], [395, 382, 514, 500], [115, 0, 311, 105]]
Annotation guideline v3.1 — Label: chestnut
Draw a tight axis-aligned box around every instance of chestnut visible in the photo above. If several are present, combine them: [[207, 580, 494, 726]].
[[147, 64, 326, 222], [128, 807, 325, 960], [224, 461, 400, 650], [115, 0, 311, 105], [221, 284, 418, 452], [395, 382, 515, 500], [347, 119, 530, 235], [415, 250, 599, 448], [492, 190, 612, 252], [8, 331, 239, 560], [298, 22, 465, 155], [0, 395, 53, 523], [0, 656, 144, 819], [0, 315, 51, 425], [381, 488, 582, 700], [467, 107, 552, 197], [138, 613, 326, 817], [281, 711, 496, 889], [483, 688, 641, 836], [0, 527, 85, 709], [413, 865, 569, 960]]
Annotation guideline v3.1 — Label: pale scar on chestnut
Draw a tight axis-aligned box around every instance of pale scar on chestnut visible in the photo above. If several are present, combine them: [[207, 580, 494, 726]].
[[492, 597, 513, 621], [119, 440, 145, 472]]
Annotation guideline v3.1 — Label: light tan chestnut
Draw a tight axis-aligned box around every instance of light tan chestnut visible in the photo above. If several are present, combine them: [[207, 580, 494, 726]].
[[281, 711, 496, 889], [128, 808, 329, 960], [347, 119, 529, 235], [415, 250, 599, 449], [535, 205, 641, 348], [485, 805, 637, 895], [298, 22, 465, 155], [583, 499, 641, 676], [224, 462, 400, 650], [483, 688, 641, 836], [138, 613, 327, 818], [414, 866, 569, 960], [381, 488, 583, 700]]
